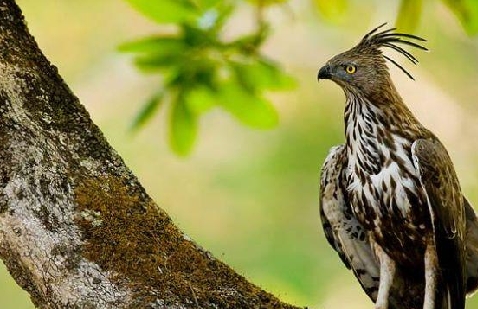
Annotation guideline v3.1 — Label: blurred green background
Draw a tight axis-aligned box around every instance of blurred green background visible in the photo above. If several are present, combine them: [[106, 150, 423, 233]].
[[4, 0, 478, 308]]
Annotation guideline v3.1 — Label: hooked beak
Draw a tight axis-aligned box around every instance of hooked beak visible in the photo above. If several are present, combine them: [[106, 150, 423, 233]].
[[317, 65, 332, 80]]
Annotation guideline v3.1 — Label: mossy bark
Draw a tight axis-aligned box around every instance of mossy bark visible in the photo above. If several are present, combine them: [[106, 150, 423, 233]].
[[0, 1, 302, 308]]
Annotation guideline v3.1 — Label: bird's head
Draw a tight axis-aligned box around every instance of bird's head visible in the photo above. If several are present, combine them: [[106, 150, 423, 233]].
[[318, 23, 427, 100]]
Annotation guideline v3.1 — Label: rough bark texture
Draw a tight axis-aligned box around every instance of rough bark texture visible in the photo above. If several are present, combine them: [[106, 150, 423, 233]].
[[0, 1, 302, 308]]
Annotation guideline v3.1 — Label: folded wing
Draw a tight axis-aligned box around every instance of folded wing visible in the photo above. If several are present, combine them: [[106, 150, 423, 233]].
[[411, 138, 467, 309]]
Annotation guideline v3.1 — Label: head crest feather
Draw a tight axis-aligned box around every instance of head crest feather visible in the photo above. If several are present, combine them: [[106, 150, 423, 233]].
[[357, 23, 428, 80]]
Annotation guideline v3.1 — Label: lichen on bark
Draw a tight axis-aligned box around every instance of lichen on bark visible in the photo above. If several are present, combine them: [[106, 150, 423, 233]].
[[74, 176, 295, 308]]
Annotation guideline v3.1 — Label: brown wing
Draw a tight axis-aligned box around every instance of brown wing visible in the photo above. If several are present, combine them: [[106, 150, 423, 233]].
[[464, 197, 478, 294], [412, 138, 467, 309]]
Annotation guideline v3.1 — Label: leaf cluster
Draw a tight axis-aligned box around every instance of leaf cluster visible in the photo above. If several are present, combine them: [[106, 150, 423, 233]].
[[121, 0, 294, 155]]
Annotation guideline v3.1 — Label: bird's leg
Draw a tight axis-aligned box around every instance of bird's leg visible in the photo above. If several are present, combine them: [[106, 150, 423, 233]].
[[423, 243, 438, 309], [374, 244, 396, 309]]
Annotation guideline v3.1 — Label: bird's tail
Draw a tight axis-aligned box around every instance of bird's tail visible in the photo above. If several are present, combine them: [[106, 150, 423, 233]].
[[436, 282, 465, 309], [434, 229, 466, 309]]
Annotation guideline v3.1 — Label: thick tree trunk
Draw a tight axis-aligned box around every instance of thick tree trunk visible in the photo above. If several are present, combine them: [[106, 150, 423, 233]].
[[0, 1, 301, 308]]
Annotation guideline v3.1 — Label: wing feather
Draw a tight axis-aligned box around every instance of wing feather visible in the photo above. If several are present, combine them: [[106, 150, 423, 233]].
[[411, 138, 467, 309], [464, 197, 478, 295]]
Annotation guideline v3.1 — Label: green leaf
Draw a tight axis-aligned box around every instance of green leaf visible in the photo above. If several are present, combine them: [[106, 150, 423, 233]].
[[218, 84, 278, 129], [395, 0, 422, 32], [168, 58, 218, 90], [134, 52, 184, 72], [314, 0, 348, 23], [121, 36, 186, 72], [125, 0, 197, 24], [228, 27, 269, 54], [442, 0, 478, 35], [130, 92, 164, 131], [186, 87, 216, 114], [231, 59, 296, 93], [170, 96, 198, 156], [118, 36, 184, 53], [182, 24, 218, 47], [197, 0, 222, 10]]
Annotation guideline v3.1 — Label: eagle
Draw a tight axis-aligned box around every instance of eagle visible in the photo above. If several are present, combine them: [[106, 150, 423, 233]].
[[317, 23, 478, 309]]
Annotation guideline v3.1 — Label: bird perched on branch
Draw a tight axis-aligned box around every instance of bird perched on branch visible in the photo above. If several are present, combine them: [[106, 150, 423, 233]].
[[318, 23, 478, 309]]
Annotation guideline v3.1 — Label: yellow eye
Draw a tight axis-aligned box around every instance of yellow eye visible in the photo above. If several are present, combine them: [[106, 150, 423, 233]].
[[345, 65, 356, 74]]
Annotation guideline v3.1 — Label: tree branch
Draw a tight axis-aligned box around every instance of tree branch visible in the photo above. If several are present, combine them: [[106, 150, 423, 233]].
[[0, 1, 301, 308]]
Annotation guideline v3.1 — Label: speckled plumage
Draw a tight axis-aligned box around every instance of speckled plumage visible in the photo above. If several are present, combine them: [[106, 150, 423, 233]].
[[318, 24, 478, 309]]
